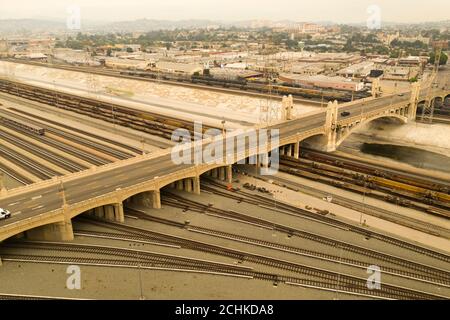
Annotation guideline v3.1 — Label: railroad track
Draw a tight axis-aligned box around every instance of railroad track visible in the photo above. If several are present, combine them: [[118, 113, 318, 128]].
[[0, 144, 60, 180], [0, 78, 217, 140], [279, 156, 450, 215], [0, 162, 32, 185], [2, 238, 445, 299], [75, 218, 450, 288], [2, 59, 340, 104], [8, 107, 143, 155], [0, 128, 86, 173], [200, 180, 450, 264], [0, 108, 132, 161], [254, 172, 450, 239]]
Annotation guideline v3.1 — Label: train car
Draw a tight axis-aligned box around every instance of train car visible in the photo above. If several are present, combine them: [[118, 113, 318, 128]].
[[0, 116, 45, 135]]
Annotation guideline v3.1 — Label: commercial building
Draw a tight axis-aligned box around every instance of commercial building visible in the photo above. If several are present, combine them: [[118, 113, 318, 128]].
[[155, 61, 203, 75], [103, 57, 150, 70], [337, 61, 374, 79], [279, 74, 365, 91]]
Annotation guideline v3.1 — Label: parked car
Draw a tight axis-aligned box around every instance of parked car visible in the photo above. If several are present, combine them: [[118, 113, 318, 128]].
[[340, 111, 351, 117], [0, 208, 11, 220]]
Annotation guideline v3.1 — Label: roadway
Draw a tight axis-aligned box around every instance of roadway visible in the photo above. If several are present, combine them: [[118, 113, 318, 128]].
[[0, 112, 324, 229], [0, 77, 448, 236]]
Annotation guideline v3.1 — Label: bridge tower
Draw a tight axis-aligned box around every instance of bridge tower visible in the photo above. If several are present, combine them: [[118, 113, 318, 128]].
[[408, 81, 421, 120], [325, 100, 338, 152]]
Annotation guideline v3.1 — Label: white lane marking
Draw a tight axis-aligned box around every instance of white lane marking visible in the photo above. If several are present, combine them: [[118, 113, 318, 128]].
[[8, 202, 20, 206], [12, 211, 21, 216], [31, 205, 44, 211], [31, 195, 42, 200]]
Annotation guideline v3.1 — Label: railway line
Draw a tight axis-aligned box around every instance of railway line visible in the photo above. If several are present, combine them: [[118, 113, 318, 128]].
[[76, 213, 450, 288], [0, 78, 218, 140], [200, 180, 450, 263], [0, 144, 61, 180], [1, 237, 445, 299], [0, 162, 32, 185], [9, 108, 143, 155], [3, 59, 365, 104], [0, 110, 112, 167], [0, 108, 133, 161], [279, 152, 450, 217], [300, 148, 450, 192], [0, 129, 86, 173], [251, 172, 450, 239]]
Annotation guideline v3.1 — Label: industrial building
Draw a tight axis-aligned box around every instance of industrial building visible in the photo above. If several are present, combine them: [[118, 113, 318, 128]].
[[155, 61, 204, 75], [278, 74, 365, 91]]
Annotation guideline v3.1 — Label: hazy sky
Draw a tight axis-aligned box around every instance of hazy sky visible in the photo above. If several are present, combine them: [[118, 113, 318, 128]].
[[0, 0, 448, 23]]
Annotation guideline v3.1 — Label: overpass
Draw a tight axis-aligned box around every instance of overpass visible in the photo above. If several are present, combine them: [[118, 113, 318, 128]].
[[0, 81, 448, 243]]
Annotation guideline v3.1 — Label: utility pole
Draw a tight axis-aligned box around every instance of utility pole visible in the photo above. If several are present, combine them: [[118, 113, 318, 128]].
[[421, 41, 446, 123]]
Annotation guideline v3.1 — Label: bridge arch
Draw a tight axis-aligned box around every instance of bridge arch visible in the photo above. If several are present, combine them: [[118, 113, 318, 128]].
[[335, 113, 408, 148]]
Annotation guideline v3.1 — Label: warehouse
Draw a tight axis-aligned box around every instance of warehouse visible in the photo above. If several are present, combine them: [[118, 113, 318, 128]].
[[279, 74, 365, 91]]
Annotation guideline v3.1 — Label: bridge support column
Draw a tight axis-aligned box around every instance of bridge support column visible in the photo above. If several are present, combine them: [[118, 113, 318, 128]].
[[260, 153, 269, 168], [226, 165, 233, 183], [130, 191, 161, 209], [219, 167, 226, 181], [286, 144, 292, 157], [94, 206, 104, 218], [193, 176, 201, 195], [114, 203, 125, 222], [151, 190, 161, 209], [293, 141, 300, 159], [185, 179, 193, 192], [105, 205, 115, 221], [26, 219, 74, 242], [176, 180, 184, 191]]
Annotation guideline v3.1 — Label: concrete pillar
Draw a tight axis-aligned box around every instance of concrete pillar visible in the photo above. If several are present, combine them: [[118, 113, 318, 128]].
[[185, 179, 193, 192], [219, 167, 226, 181], [211, 168, 218, 178], [226, 165, 232, 184], [293, 141, 300, 159], [285, 144, 291, 157], [260, 153, 269, 168], [176, 180, 184, 191], [26, 219, 74, 241], [114, 203, 125, 222], [193, 176, 201, 195], [105, 205, 115, 221], [152, 190, 161, 209], [94, 206, 104, 218]]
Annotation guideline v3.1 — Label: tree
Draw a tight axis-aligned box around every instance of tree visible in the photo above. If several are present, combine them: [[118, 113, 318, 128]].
[[429, 51, 448, 65]]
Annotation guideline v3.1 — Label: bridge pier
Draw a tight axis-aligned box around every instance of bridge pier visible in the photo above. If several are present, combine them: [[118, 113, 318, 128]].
[[114, 203, 125, 222], [293, 141, 300, 159], [26, 219, 74, 242], [129, 191, 161, 209]]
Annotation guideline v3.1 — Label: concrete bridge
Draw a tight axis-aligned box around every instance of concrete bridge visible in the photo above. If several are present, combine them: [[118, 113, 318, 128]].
[[0, 83, 448, 243]]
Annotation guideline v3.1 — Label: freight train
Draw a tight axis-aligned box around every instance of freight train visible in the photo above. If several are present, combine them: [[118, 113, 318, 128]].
[[118, 70, 371, 102]]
